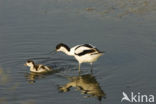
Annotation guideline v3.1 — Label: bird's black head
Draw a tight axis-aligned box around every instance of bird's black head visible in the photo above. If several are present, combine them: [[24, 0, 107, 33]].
[[56, 43, 70, 52], [27, 60, 33, 63], [24, 60, 35, 67], [26, 60, 35, 64]]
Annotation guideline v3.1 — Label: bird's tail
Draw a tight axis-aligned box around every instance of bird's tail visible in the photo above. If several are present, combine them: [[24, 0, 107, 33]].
[[99, 51, 104, 54], [91, 51, 104, 55]]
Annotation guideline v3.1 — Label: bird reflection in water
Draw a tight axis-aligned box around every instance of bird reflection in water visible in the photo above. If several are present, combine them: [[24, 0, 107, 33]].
[[58, 74, 106, 101], [25, 71, 54, 84]]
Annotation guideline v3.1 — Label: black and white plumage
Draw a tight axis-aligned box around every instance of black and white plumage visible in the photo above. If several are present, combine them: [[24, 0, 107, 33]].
[[55, 43, 104, 72], [24, 60, 52, 73]]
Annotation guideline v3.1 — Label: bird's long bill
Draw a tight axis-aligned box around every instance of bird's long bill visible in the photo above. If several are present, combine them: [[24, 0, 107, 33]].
[[51, 50, 57, 55]]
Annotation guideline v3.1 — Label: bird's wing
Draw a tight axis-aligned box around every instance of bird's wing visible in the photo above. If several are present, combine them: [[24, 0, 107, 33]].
[[40, 65, 51, 71], [76, 49, 96, 56], [44, 66, 51, 70], [74, 44, 95, 55], [81, 44, 95, 48]]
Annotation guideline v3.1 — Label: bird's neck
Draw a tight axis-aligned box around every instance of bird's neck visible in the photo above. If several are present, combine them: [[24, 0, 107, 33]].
[[30, 64, 37, 70], [62, 49, 73, 56]]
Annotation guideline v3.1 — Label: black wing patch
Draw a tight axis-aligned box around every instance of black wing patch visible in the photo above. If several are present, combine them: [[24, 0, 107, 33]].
[[82, 44, 93, 48], [40, 66, 48, 70], [34, 65, 39, 71], [75, 49, 96, 56], [75, 44, 94, 51], [40, 66, 45, 69]]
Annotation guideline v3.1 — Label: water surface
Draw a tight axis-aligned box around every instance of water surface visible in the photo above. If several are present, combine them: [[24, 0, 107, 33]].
[[0, 0, 156, 104]]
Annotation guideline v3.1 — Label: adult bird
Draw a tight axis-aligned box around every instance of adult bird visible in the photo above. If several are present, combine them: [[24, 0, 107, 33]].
[[54, 43, 104, 73]]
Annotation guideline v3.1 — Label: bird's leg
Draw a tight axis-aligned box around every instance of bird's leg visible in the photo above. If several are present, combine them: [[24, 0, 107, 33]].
[[78, 63, 81, 74], [90, 63, 93, 74]]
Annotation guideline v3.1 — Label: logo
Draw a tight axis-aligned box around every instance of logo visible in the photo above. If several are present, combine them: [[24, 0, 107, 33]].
[[121, 92, 155, 103]]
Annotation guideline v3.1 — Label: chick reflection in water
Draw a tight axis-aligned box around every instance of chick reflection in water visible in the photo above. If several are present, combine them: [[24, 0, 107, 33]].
[[25, 72, 54, 84], [58, 74, 106, 101]]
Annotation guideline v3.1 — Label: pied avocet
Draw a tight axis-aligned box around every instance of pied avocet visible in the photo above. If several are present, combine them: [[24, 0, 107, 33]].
[[54, 43, 104, 72]]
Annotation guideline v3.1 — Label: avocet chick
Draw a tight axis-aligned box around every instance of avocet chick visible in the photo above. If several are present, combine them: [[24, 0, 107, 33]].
[[24, 60, 52, 73]]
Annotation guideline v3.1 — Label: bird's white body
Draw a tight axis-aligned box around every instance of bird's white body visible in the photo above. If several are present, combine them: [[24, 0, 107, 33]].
[[72, 45, 103, 64], [56, 43, 104, 72], [25, 61, 52, 73], [74, 52, 102, 64], [57, 44, 103, 63], [30, 65, 51, 73]]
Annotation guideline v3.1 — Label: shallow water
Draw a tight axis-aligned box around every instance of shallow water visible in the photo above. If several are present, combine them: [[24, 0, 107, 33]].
[[0, 0, 156, 104]]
